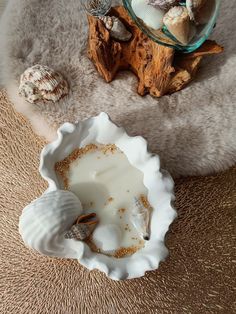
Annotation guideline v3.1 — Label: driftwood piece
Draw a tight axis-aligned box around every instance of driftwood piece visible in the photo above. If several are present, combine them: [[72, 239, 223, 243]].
[[88, 6, 223, 97]]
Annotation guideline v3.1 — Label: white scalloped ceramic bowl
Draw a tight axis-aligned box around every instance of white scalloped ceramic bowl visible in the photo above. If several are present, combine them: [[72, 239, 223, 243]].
[[19, 112, 176, 280]]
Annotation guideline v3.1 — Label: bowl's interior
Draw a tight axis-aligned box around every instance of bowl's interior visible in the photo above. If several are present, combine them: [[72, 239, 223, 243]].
[[122, 0, 220, 52], [54, 142, 153, 257]]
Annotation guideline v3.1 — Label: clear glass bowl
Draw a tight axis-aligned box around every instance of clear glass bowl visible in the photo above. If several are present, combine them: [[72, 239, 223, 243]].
[[122, 0, 221, 53]]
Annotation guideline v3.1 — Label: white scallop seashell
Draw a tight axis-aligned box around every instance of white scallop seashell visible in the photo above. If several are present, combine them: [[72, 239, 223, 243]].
[[99, 16, 132, 41], [19, 64, 69, 104], [92, 223, 122, 251], [19, 190, 83, 257]]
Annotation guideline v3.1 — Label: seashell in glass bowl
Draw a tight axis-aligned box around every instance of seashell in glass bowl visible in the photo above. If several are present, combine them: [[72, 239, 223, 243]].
[[122, 0, 221, 53], [19, 113, 176, 280]]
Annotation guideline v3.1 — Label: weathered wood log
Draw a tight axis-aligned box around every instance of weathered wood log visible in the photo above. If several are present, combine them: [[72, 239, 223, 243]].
[[87, 6, 223, 97]]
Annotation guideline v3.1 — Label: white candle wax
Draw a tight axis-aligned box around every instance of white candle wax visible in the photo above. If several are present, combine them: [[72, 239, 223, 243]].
[[65, 144, 148, 254]]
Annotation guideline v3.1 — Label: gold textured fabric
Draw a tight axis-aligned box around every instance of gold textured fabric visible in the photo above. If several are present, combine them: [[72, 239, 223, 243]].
[[0, 89, 235, 313]]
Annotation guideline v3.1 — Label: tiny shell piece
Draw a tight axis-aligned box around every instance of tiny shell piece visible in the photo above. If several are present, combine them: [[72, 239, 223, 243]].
[[148, 0, 180, 11], [19, 64, 69, 104], [99, 16, 132, 41], [64, 213, 98, 241], [131, 197, 150, 241], [163, 6, 190, 45]]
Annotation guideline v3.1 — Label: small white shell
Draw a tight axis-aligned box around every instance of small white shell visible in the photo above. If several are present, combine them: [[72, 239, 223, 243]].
[[19, 64, 69, 104], [19, 190, 83, 257], [130, 198, 150, 240], [99, 16, 132, 41]]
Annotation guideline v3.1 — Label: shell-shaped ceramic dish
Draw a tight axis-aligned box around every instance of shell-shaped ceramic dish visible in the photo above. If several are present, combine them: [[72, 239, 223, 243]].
[[19, 113, 176, 280]]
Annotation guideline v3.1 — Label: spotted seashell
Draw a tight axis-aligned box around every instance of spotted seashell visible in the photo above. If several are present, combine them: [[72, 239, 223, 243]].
[[64, 213, 98, 241], [64, 224, 91, 241], [19, 64, 69, 104], [19, 190, 83, 257], [148, 0, 180, 11], [99, 16, 132, 42]]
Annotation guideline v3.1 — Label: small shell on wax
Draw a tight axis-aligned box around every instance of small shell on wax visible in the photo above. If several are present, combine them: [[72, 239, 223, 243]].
[[131, 0, 165, 30], [19, 190, 82, 256], [64, 224, 92, 241], [148, 0, 180, 11], [131, 197, 150, 240], [64, 213, 98, 241], [19, 64, 69, 104], [99, 16, 132, 41], [92, 224, 122, 251]]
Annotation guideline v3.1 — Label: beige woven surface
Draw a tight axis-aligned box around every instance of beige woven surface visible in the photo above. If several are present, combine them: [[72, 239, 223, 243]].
[[0, 89, 235, 313]]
